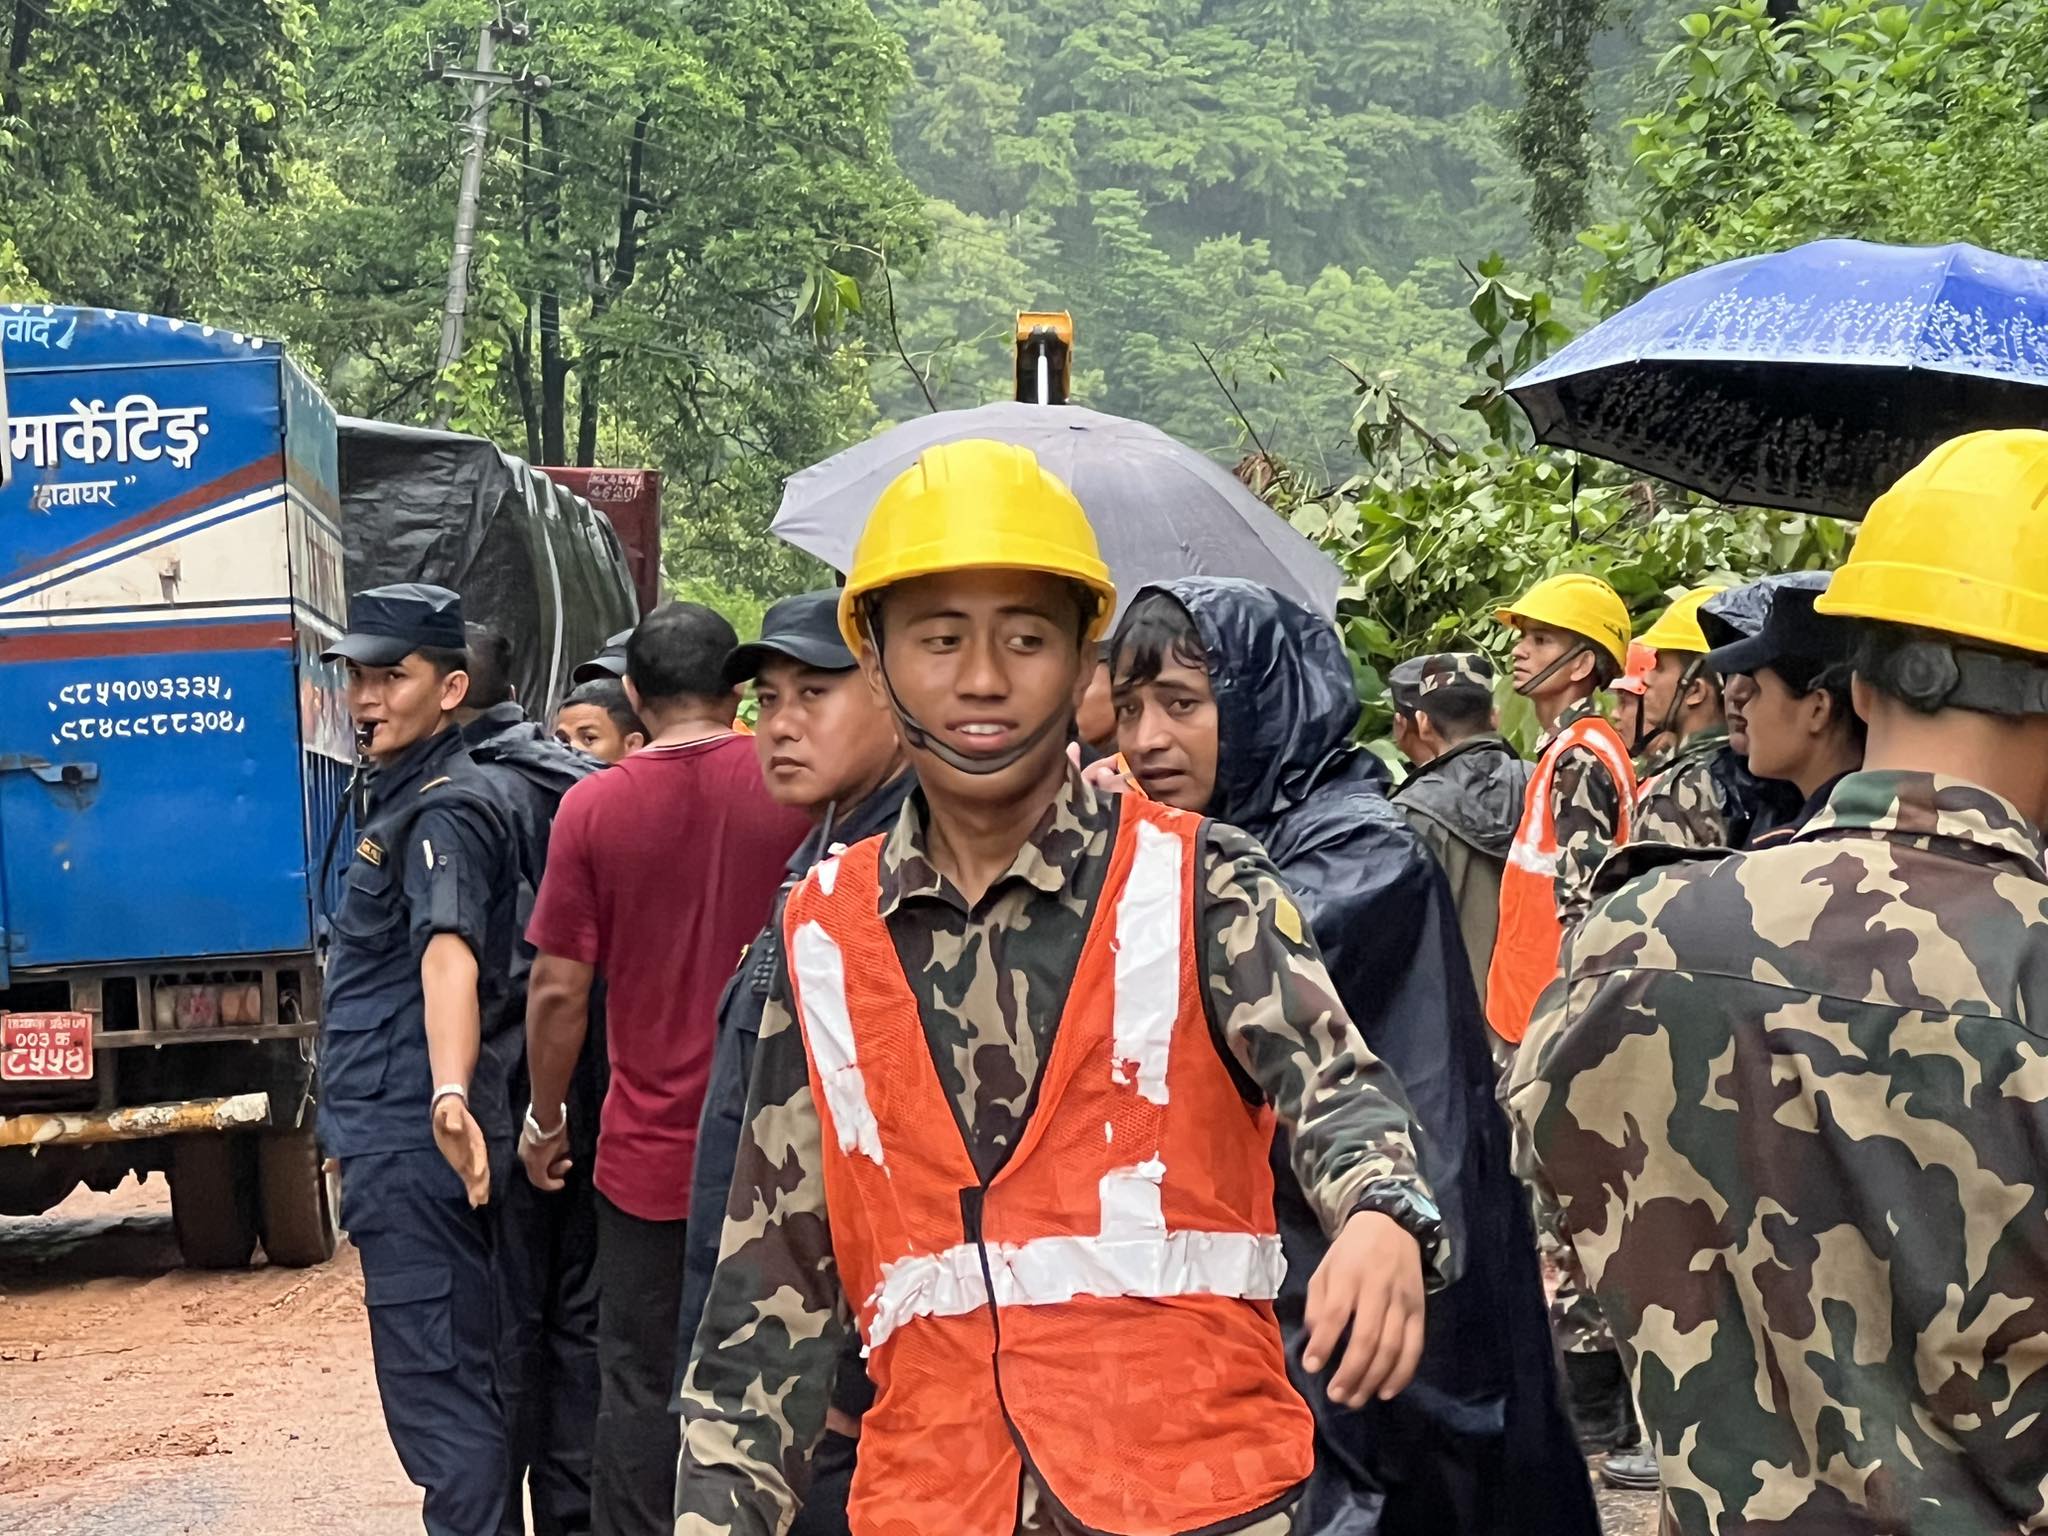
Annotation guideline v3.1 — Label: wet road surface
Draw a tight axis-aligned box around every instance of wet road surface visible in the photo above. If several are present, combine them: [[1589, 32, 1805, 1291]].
[[0, 1177, 415, 1534]]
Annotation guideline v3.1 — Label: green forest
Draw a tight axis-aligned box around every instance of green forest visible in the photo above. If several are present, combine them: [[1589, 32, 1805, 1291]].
[[4, 0, 2046, 677]]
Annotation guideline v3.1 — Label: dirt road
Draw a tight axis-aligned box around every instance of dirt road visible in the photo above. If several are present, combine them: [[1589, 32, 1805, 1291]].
[[0, 1176, 416, 1535], [0, 1176, 1658, 1535]]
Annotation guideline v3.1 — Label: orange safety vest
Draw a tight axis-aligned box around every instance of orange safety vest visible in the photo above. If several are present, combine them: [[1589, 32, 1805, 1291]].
[[1485, 713, 1636, 1044], [783, 796, 1314, 1535]]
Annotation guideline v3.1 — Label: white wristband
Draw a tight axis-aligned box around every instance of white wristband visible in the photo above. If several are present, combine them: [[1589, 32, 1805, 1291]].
[[432, 1082, 468, 1106], [524, 1102, 567, 1141]]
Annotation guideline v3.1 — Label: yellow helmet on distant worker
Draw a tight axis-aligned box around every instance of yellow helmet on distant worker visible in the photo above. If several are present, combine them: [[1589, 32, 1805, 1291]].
[[838, 440, 1116, 650], [1636, 585, 1727, 656], [1495, 572, 1630, 667], [1815, 430, 2048, 655]]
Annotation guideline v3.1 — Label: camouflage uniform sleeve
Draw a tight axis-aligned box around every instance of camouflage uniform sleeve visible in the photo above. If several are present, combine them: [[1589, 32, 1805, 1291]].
[[675, 967, 849, 1536], [1632, 759, 1728, 852], [1550, 746, 1624, 930], [1199, 821, 1450, 1285]]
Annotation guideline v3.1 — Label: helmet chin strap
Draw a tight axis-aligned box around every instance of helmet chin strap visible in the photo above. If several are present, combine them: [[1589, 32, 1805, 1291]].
[[867, 612, 1074, 778], [1627, 655, 1710, 756], [1515, 638, 1595, 700]]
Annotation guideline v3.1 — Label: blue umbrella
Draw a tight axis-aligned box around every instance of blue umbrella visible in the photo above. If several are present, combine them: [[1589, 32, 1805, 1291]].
[[1509, 239, 2048, 519], [774, 401, 1341, 620]]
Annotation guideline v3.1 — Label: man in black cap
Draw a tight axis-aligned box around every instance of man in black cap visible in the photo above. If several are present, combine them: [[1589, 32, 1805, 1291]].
[[1387, 652, 1528, 1015], [572, 626, 636, 687], [666, 591, 909, 1536], [319, 583, 525, 1536]]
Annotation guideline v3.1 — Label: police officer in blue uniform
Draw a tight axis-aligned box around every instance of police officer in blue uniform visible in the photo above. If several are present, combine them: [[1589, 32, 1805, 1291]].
[[320, 583, 521, 1536]]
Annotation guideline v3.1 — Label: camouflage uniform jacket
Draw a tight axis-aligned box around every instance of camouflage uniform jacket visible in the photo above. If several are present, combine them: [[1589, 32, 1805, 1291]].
[[1542, 697, 1627, 931], [676, 769, 1446, 1536], [1506, 771, 2048, 1535], [1631, 725, 1734, 851]]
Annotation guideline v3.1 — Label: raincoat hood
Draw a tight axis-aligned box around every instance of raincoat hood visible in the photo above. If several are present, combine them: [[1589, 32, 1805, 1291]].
[[1392, 736, 1528, 861], [1144, 578, 1375, 833], [1140, 583, 1595, 1536]]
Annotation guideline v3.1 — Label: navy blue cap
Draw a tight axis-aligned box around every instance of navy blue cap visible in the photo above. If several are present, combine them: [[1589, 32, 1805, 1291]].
[[571, 626, 636, 685], [720, 590, 857, 689], [322, 583, 465, 666], [1703, 574, 1852, 677]]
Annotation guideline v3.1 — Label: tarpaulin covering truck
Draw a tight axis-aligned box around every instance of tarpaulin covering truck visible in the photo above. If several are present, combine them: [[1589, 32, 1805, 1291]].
[[0, 305, 636, 1266]]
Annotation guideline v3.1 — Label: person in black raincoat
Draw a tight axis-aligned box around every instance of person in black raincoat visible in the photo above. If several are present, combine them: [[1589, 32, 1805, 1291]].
[[1108, 578, 1598, 1536], [458, 624, 606, 1536]]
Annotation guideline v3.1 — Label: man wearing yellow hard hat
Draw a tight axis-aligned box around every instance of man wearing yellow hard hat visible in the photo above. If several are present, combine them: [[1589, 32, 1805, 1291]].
[[1487, 570, 1637, 1049], [1486, 570, 1644, 1483], [1616, 586, 1741, 849], [675, 440, 1446, 1536], [1509, 429, 2048, 1533]]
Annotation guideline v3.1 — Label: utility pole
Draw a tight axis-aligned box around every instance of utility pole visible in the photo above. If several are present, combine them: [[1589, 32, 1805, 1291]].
[[428, 7, 549, 426]]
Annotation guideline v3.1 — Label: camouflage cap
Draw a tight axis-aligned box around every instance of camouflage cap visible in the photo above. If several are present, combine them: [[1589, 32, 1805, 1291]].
[[1391, 651, 1495, 712]]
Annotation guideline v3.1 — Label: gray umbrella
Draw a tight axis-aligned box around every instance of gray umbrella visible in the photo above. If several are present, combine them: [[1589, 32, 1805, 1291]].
[[773, 402, 1342, 619]]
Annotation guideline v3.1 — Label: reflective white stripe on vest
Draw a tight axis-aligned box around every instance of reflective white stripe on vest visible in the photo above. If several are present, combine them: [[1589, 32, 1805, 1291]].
[[1506, 839, 1560, 876], [790, 919, 886, 1165], [863, 1217, 1287, 1352], [1111, 819, 1181, 1104]]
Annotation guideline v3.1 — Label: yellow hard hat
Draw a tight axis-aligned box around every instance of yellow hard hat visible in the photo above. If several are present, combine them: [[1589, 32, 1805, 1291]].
[[838, 440, 1117, 650], [1636, 585, 1727, 655], [1815, 429, 2048, 655], [1495, 572, 1631, 667]]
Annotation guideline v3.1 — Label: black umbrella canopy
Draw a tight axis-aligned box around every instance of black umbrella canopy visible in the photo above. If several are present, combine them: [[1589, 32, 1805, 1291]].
[[1509, 239, 2048, 519]]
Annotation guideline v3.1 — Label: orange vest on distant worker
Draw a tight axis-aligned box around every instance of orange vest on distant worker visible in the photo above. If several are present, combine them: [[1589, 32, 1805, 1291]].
[[781, 796, 1314, 1535], [1485, 713, 1636, 1044]]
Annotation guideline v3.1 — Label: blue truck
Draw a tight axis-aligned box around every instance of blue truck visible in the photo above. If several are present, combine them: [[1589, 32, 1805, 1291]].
[[0, 305, 636, 1266]]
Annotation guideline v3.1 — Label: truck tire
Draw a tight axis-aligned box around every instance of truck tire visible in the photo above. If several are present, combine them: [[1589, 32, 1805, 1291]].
[[257, 1126, 339, 1268], [169, 1134, 259, 1269]]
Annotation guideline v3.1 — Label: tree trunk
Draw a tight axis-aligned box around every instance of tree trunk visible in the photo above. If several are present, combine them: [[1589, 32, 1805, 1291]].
[[537, 108, 568, 465], [576, 110, 651, 467], [4, 0, 39, 130], [511, 102, 541, 463]]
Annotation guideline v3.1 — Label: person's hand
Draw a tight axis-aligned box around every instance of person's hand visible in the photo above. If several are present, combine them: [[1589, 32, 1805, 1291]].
[[1301, 1209, 1426, 1407], [432, 1093, 491, 1207], [518, 1111, 572, 1193], [1080, 754, 1130, 796]]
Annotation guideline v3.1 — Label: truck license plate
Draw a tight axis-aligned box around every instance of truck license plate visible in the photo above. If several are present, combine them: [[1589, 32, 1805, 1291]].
[[0, 1012, 94, 1081]]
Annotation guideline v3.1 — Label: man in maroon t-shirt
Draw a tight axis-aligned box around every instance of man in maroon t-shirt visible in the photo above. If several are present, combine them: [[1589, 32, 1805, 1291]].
[[521, 602, 809, 1536]]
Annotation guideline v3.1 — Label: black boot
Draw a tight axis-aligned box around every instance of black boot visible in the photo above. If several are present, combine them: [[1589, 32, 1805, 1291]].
[[1562, 1350, 1632, 1452]]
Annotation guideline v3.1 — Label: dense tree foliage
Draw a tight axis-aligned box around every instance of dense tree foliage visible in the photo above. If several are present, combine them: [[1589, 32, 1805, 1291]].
[[1584, 0, 2048, 303], [0, 0, 310, 311], [3, 0, 2041, 641], [871, 0, 1532, 461], [4, 0, 924, 597]]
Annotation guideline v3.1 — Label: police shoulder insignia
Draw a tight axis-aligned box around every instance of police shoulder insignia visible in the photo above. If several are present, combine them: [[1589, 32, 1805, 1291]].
[[356, 836, 385, 867]]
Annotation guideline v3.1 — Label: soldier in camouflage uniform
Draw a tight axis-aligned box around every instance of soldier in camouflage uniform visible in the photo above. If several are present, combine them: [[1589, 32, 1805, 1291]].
[[1508, 430, 2048, 1533], [1489, 572, 1648, 1482], [1615, 588, 1739, 850], [675, 442, 1447, 1536]]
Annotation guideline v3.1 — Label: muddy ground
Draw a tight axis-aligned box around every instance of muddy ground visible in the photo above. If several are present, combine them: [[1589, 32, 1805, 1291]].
[[0, 1177, 1658, 1535], [0, 1176, 414, 1534]]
